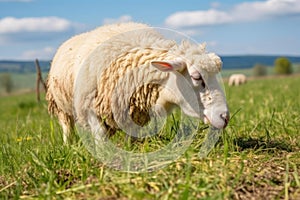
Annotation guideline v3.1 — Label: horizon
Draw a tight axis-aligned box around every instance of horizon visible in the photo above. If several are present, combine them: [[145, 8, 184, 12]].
[[1, 55, 300, 73], [0, 54, 299, 62]]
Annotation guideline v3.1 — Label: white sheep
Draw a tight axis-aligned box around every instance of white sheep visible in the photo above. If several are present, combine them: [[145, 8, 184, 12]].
[[228, 74, 247, 86], [46, 22, 230, 143]]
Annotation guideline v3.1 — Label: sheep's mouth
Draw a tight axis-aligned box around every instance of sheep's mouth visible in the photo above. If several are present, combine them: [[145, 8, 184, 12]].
[[204, 115, 228, 130], [204, 115, 210, 125]]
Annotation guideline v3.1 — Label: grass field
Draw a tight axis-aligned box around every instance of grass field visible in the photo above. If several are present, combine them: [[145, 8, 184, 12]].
[[0, 75, 299, 199]]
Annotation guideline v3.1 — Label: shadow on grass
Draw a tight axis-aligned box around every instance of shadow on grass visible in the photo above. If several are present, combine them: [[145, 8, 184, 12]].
[[234, 137, 292, 152]]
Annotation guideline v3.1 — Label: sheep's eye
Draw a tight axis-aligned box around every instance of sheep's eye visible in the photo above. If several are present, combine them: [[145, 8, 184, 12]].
[[191, 73, 206, 88], [191, 74, 202, 81]]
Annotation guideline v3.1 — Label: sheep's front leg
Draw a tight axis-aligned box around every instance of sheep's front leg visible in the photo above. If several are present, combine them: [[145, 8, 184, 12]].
[[87, 110, 108, 143]]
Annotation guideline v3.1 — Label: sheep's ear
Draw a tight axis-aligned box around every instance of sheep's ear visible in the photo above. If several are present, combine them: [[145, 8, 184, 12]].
[[151, 60, 186, 72]]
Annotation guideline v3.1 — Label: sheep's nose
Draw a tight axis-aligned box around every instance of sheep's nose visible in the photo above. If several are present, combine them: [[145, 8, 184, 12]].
[[220, 112, 230, 128]]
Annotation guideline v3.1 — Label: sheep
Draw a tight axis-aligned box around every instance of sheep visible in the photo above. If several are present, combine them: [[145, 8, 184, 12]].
[[46, 22, 230, 143], [228, 74, 247, 86]]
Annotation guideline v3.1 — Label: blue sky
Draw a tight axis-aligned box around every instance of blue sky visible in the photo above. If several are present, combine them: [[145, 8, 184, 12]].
[[0, 0, 299, 60]]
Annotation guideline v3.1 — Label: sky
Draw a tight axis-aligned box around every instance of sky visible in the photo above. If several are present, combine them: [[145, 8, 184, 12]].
[[0, 0, 299, 60]]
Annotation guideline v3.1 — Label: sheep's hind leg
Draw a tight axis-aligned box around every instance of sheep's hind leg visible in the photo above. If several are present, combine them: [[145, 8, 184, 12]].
[[57, 112, 76, 144]]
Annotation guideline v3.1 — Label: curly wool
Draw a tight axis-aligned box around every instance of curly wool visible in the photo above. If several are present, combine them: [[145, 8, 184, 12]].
[[91, 43, 170, 130], [46, 22, 150, 121]]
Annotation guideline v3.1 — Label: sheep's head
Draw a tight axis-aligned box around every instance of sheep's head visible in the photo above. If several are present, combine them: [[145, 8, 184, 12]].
[[151, 45, 229, 129]]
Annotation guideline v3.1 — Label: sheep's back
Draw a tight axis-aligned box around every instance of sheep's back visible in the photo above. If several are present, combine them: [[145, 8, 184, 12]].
[[46, 22, 149, 115]]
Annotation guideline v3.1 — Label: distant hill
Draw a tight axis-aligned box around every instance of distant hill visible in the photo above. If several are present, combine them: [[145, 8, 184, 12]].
[[0, 56, 299, 73], [221, 55, 300, 69], [0, 60, 50, 73]]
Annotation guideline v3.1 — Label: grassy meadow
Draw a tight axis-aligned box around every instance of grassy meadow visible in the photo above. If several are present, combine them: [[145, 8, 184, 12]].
[[0, 75, 300, 199]]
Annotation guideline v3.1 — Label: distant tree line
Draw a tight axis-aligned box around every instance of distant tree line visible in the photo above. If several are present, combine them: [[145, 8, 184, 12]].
[[274, 57, 292, 75], [0, 61, 50, 73], [222, 55, 300, 69], [252, 57, 296, 77], [252, 64, 268, 77], [0, 73, 13, 93]]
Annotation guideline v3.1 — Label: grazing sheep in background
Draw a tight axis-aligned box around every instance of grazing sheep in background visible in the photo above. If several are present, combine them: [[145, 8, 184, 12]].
[[228, 74, 247, 86], [46, 22, 230, 143]]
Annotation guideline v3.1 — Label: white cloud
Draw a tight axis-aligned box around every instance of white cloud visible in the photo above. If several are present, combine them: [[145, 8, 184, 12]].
[[21, 46, 55, 60], [165, 0, 300, 28], [233, 0, 300, 22], [0, 17, 73, 34], [166, 9, 232, 27], [102, 15, 133, 25]]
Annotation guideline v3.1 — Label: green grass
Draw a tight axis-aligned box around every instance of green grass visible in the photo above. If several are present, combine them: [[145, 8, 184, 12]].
[[0, 76, 300, 199]]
